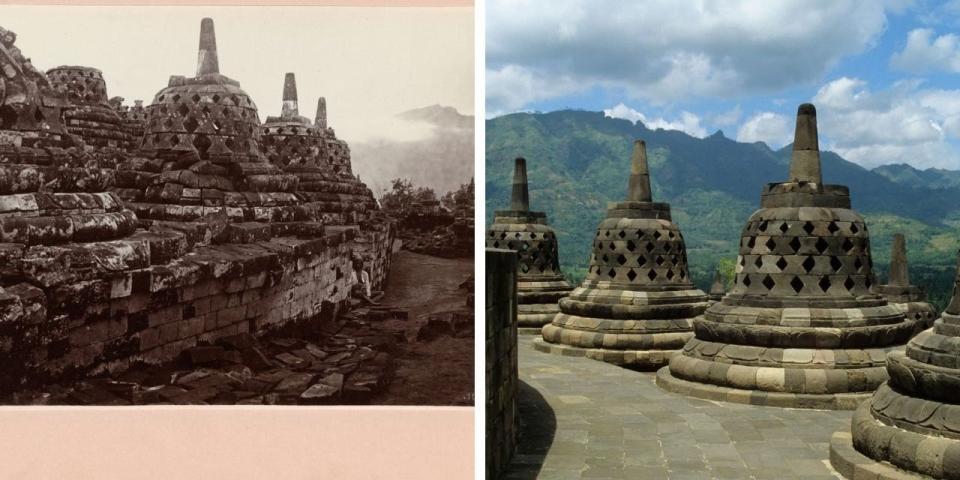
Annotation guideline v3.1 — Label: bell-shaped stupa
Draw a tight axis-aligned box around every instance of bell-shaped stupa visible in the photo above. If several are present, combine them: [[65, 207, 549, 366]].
[[830, 252, 960, 478], [657, 104, 922, 409], [46, 66, 131, 149], [875, 233, 937, 335], [486, 157, 573, 333], [708, 268, 726, 303], [534, 140, 708, 369]]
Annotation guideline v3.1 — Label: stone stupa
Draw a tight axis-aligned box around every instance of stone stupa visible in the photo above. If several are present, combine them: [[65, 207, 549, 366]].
[[534, 140, 709, 369], [657, 103, 923, 409], [875, 233, 937, 335], [486, 157, 573, 333], [830, 252, 960, 479], [708, 268, 726, 303]]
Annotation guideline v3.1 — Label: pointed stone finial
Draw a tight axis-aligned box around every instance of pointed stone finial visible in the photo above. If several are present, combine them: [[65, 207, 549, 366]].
[[709, 269, 725, 296], [888, 233, 910, 287], [789, 103, 821, 184], [510, 157, 530, 212], [627, 140, 652, 202], [281, 73, 299, 119], [315, 97, 327, 129], [946, 250, 960, 315], [196, 18, 219, 76]]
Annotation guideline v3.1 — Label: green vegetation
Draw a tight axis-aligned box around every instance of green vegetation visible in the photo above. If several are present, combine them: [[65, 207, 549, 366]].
[[486, 110, 960, 310]]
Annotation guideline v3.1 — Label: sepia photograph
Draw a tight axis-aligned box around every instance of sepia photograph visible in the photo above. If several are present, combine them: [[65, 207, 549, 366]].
[[0, 5, 474, 407]]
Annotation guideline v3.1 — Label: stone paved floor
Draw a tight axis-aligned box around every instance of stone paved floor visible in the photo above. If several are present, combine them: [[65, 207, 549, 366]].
[[502, 336, 853, 480]]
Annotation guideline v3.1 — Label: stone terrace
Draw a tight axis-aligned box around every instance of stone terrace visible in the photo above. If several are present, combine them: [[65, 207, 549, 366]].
[[502, 336, 852, 480]]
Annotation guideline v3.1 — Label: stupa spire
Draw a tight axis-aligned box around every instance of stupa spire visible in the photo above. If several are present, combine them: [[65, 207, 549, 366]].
[[888, 233, 910, 287], [788, 103, 821, 184], [196, 18, 219, 76], [315, 97, 327, 129], [510, 157, 530, 212], [281, 72, 299, 119], [627, 140, 652, 202]]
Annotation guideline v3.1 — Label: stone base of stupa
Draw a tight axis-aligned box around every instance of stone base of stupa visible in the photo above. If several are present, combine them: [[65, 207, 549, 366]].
[[655, 366, 872, 410], [532, 337, 681, 370], [516, 275, 572, 334], [829, 398, 960, 479]]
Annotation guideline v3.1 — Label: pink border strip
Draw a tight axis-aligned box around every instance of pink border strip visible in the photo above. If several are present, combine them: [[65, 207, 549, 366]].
[[0, 0, 473, 6]]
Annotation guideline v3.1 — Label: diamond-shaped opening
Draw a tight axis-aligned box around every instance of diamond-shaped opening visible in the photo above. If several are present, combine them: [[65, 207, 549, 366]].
[[170, 135, 181, 146], [844, 277, 856, 291], [742, 275, 752, 287], [679, 270, 686, 280], [776, 256, 788, 271], [645, 242, 655, 252], [602, 254, 609, 263], [212, 94, 221, 103], [668, 231, 675, 239], [759, 220, 768, 232], [789, 237, 801, 253], [747, 237, 756, 249], [515, 232, 522, 239], [779, 222, 789, 233], [664, 243, 672, 253], [492, 241, 499, 248], [647, 269, 658, 281], [506, 241, 516, 250], [193, 134, 212, 156], [754, 256, 763, 268], [177, 104, 190, 117], [762, 275, 775, 290], [843, 238, 855, 253], [608, 242, 616, 250], [791, 276, 805, 293], [802, 256, 816, 273], [626, 269, 637, 281], [656, 255, 665, 266], [191, 94, 201, 103], [803, 222, 815, 235], [666, 269, 675, 280], [818, 276, 831, 292], [765, 237, 777, 252], [605, 231, 611, 237], [530, 233, 538, 239], [184, 116, 199, 133], [850, 223, 860, 234], [637, 256, 647, 267], [816, 237, 829, 254], [830, 256, 842, 271], [653, 231, 662, 240], [201, 105, 211, 116], [828, 222, 839, 234], [499, 232, 507, 240], [626, 240, 636, 252], [854, 257, 863, 271], [618, 230, 626, 239], [865, 276, 872, 288], [608, 268, 617, 279], [616, 254, 627, 265], [520, 263, 530, 274]]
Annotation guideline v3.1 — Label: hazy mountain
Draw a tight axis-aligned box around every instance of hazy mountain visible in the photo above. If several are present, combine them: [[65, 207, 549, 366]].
[[486, 110, 960, 307], [351, 105, 474, 196]]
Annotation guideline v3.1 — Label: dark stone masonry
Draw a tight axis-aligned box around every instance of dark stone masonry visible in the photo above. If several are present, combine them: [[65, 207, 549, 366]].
[[656, 104, 923, 409], [486, 157, 572, 333], [486, 248, 519, 480], [0, 18, 395, 400], [534, 140, 709, 370]]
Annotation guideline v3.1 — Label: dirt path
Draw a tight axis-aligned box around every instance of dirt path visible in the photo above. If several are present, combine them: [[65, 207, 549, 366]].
[[371, 250, 474, 406]]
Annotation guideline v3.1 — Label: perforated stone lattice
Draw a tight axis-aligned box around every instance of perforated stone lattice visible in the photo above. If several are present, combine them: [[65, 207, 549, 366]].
[[733, 217, 875, 297], [46, 66, 131, 148], [46, 67, 109, 105], [141, 84, 262, 162], [486, 228, 562, 276], [586, 225, 690, 285]]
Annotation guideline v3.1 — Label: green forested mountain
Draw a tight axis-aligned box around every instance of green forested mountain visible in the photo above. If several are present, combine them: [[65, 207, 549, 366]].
[[485, 110, 960, 308]]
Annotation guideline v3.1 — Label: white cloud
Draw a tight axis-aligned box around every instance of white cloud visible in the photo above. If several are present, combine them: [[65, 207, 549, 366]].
[[487, 0, 899, 113], [603, 103, 707, 138], [810, 77, 960, 169], [736, 112, 793, 148], [711, 105, 743, 128], [890, 28, 960, 73]]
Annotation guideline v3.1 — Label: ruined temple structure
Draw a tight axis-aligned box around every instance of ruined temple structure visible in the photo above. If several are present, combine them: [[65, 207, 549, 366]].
[[657, 104, 922, 409], [830, 254, 960, 479], [534, 140, 709, 369], [116, 99, 147, 149], [486, 157, 572, 333], [45, 66, 132, 149], [0, 19, 395, 399], [875, 233, 937, 335], [708, 268, 725, 304], [260, 72, 376, 225]]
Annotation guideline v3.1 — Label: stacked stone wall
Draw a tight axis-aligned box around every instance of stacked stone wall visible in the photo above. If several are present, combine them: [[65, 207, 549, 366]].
[[485, 248, 518, 480]]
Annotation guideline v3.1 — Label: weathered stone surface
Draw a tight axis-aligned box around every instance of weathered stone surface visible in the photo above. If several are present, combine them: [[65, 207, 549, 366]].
[[538, 140, 708, 369]]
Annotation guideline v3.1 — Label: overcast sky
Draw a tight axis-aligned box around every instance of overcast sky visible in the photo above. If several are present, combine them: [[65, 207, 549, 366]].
[[487, 0, 960, 171], [3, 5, 473, 144]]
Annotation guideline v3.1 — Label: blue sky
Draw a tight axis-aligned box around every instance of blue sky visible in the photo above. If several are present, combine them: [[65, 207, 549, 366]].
[[486, 0, 960, 170]]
